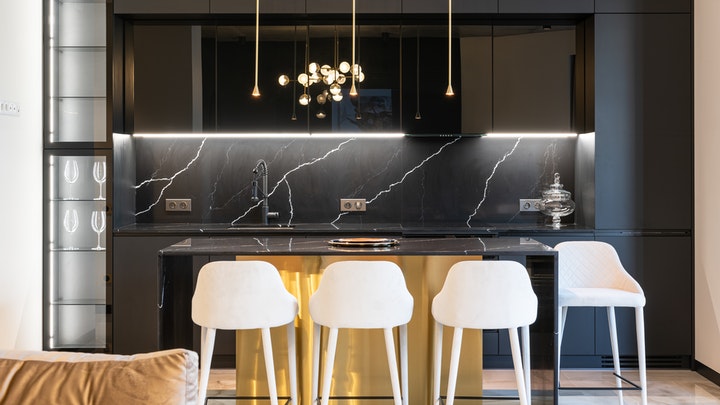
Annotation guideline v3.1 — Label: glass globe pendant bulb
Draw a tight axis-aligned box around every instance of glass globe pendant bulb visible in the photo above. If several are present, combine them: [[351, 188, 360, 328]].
[[352, 64, 362, 75], [320, 64, 332, 75], [336, 73, 346, 84], [316, 110, 326, 119], [357, 71, 365, 83], [278, 75, 290, 86], [329, 83, 341, 95], [298, 73, 309, 86], [308, 62, 319, 74], [316, 92, 327, 104], [332, 93, 343, 102], [299, 93, 310, 105], [339, 61, 350, 73]]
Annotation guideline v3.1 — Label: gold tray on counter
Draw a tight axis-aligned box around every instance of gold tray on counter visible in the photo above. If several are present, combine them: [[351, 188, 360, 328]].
[[327, 237, 399, 248]]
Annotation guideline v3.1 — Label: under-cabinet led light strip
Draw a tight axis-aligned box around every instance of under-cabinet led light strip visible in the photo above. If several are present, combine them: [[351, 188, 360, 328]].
[[130, 132, 406, 139], [485, 133, 578, 138]]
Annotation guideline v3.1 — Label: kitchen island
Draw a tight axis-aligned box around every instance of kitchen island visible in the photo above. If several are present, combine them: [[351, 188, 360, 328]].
[[158, 236, 559, 404]]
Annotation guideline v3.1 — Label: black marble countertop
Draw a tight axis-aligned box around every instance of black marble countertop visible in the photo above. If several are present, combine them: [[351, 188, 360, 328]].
[[115, 222, 594, 237], [158, 236, 558, 257]]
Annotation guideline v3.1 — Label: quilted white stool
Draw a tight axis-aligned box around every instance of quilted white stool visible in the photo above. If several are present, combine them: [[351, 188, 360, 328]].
[[191, 260, 299, 405], [309, 260, 414, 405], [555, 241, 647, 405], [432, 260, 538, 405]]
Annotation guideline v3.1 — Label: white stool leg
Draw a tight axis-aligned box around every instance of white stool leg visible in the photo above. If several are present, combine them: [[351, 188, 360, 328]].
[[636, 307, 647, 405], [261, 327, 279, 405], [399, 324, 409, 405], [607, 306, 623, 405], [198, 327, 216, 405], [320, 327, 339, 405], [446, 327, 464, 405], [433, 321, 444, 405], [383, 328, 402, 405], [287, 322, 298, 405], [311, 322, 321, 403], [509, 327, 530, 405], [521, 325, 532, 402]]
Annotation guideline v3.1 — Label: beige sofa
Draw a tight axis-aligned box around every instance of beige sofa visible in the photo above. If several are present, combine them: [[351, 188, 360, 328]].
[[0, 348, 198, 405]]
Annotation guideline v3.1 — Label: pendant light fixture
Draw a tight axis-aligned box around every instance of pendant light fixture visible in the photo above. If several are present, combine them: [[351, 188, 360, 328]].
[[251, 0, 261, 97], [445, 0, 454, 96], [350, 0, 358, 96]]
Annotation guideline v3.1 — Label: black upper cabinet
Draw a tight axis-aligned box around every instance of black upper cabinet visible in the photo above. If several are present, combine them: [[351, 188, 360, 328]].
[[114, 0, 209, 14], [211, 0, 305, 14], [402, 0, 496, 14], [499, 0, 594, 14], [595, 0, 691, 13], [594, 13, 692, 230]]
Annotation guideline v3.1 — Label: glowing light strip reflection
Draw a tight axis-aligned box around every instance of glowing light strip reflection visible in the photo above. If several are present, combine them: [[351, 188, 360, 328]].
[[131, 132, 405, 139], [485, 133, 577, 138]]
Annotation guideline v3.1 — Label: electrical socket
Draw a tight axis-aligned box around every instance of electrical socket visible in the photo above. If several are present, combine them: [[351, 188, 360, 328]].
[[0, 100, 20, 116], [166, 198, 192, 212], [519, 198, 541, 212], [340, 198, 366, 212]]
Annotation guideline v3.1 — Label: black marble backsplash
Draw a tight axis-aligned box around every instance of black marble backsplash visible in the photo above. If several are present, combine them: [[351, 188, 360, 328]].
[[115, 135, 578, 227]]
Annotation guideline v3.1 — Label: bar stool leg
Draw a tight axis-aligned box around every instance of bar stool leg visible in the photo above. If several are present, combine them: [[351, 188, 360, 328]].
[[521, 325, 532, 401], [399, 324, 409, 405], [636, 307, 647, 405], [260, 327, 279, 405], [446, 327, 464, 405], [509, 327, 530, 405], [198, 327, 216, 404], [433, 321, 444, 405], [607, 307, 623, 405], [311, 322, 321, 403], [287, 323, 298, 405], [383, 328, 402, 405], [320, 328, 339, 405]]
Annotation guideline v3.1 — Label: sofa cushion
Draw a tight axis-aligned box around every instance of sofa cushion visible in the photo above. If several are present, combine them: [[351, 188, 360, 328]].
[[0, 348, 198, 405]]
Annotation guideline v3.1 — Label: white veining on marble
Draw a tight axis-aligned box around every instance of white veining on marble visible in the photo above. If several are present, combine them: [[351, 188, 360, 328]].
[[232, 138, 356, 224], [329, 137, 460, 225], [206, 143, 235, 218], [136, 138, 207, 216], [349, 146, 402, 198], [465, 137, 522, 226], [366, 137, 461, 205], [284, 178, 294, 225]]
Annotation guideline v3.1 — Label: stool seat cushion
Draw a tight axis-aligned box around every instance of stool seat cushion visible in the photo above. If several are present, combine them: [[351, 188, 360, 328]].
[[559, 287, 646, 308]]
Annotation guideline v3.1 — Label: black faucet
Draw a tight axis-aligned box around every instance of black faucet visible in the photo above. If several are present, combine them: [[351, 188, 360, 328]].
[[251, 159, 278, 224]]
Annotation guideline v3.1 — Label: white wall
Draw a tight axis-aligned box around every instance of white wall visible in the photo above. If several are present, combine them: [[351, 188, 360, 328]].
[[0, 2, 43, 350], [695, 0, 720, 374]]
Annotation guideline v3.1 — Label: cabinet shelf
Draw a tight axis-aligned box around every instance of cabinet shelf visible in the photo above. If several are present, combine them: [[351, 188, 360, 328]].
[[51, 248, 106, 252], [51, 198, 106, 202], [50, 299, 106, 306]]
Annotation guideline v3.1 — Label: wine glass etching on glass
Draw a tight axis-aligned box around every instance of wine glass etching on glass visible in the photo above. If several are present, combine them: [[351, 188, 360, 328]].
[[90, 210, 106, 250], [63, 159, 79, 199], [92, 161, 106, 200], [63, 208, 79, 250]]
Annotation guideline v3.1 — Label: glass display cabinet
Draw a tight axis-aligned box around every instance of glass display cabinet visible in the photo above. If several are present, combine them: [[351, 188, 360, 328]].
[[44, 0, 112, 352]]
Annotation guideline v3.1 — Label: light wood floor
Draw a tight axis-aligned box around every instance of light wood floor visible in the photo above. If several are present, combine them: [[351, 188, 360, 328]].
[[208, 368, 720, 404]]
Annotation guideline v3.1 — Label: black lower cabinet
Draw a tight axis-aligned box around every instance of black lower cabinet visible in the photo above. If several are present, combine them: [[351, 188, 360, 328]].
[[595, 234, 692, 368], [114, 235, 237, 367], [113, 236, 186, 355]]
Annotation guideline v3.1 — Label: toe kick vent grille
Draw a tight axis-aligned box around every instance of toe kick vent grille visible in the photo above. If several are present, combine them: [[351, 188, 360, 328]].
[[600, 355, 688, 369]]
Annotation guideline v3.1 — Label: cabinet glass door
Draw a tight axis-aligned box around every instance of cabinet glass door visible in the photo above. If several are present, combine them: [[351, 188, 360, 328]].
[[47, 0, 107, 145], [46, 153, 110, 350]]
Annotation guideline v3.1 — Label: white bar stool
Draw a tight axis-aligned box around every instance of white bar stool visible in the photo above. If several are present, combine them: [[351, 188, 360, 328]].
[[432, 260, 538, 405], [191, 260, 299, 405], [555, 241, 647, 405], [309, 260, 414, 405]]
